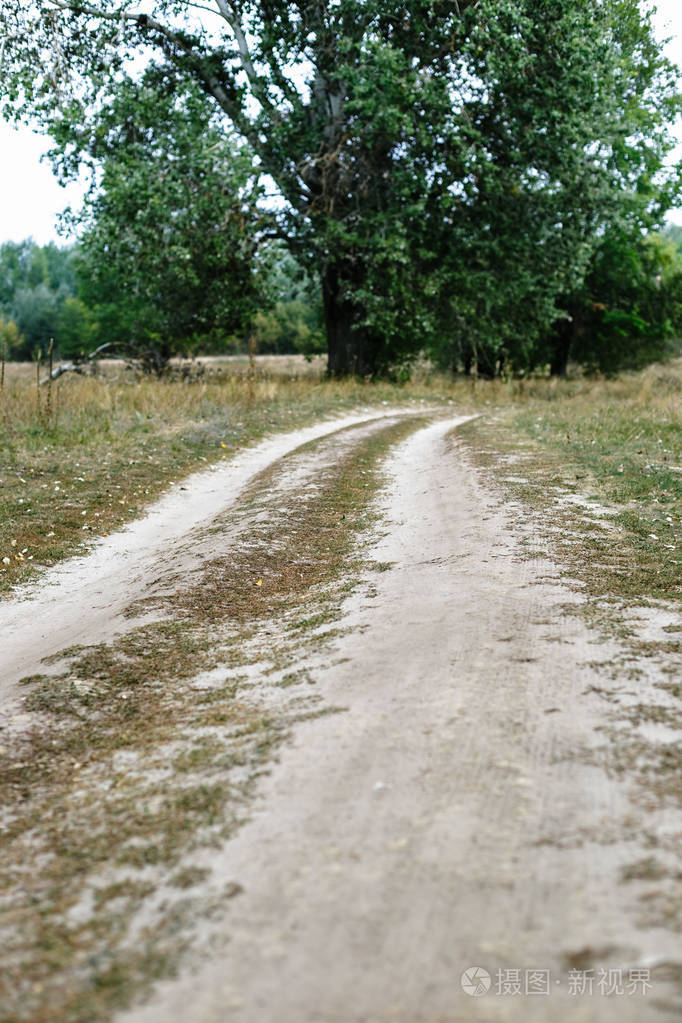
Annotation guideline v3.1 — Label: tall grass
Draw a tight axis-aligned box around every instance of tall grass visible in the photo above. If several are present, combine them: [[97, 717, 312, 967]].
[[0, 360, 458, 592], [1, 355, 680, 595]]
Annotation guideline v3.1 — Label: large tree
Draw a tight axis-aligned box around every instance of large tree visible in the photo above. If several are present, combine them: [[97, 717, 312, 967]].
[[1, 1, 679, 375], [425, 1, 682, 375]]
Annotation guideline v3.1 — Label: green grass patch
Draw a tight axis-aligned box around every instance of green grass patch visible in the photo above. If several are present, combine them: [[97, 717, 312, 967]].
[[456, 360, 681, 607]]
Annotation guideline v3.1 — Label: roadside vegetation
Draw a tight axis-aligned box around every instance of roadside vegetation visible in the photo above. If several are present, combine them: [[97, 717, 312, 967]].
[[458, 359, 682, 611], [0, 354, 680, 1020], [1, 356, 680, 601]]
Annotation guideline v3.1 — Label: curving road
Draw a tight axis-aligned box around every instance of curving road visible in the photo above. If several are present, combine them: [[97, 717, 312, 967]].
[[114, 417, 682, 1023]]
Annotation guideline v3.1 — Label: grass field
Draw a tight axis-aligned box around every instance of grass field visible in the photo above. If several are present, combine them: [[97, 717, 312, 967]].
[[0, 358, 445, 593], [1, 356, 680, 606], [457, 360, 682, 611]]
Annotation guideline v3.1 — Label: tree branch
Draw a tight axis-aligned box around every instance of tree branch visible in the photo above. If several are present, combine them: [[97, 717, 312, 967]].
[[212, 1, 299, 112], [41, 1, 309, 213], [44, 0, 258, 140], [214, 0, 258, 83], [184, 1, 223, 15], [47, 0, 167, 34]]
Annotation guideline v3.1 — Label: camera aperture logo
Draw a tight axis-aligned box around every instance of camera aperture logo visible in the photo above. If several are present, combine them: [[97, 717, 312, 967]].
[[461, 967, 491, 997]]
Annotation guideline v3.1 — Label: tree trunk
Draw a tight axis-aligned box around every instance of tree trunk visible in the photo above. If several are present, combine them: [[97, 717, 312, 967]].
[[461, 340, 474, 376], [322, 263, 381, 376], [549, 317, 574, 376], [474, 343, 498, 379]]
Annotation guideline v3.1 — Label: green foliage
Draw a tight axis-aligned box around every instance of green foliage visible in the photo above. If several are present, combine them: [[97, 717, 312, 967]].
[[0, 316, 23, 359], [252, 302, 324, 357], [1, 0, 680, 374], [560, 232, 682, 375], [0, 240, 82, 358], [9, 283, 58, 358], [56, 297, 97, 359], [251, 247, 324, 356], [426, 1, 682, 376], [664, 224, 682, 253], [0, 239, 77, 307], [71, 72, 267, 371], [0, 240, 48, 302]]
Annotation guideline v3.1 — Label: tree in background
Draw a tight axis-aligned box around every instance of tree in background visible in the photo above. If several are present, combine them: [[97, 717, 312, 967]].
[[0, 316, 23, 360], [67, 72, 267, 372], [523, 4, 682, 377], [0, 239, 79, 358], [547, 231, 682, 376], [251, 248, 325, 357], [426, 1, 682, 376], [665, 224, 682, 251], [0, 234, 319, 366], [55, 296, 96, 359], [2, 1, 680, 375], [9, 284, 59, 357]]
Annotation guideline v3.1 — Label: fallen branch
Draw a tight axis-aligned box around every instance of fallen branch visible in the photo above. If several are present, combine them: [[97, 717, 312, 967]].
[[40, 342, 116, 384]]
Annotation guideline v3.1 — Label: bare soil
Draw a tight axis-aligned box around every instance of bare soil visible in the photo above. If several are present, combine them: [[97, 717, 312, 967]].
[[0, 409, 414, 722], [2, 412, 681, 1022]]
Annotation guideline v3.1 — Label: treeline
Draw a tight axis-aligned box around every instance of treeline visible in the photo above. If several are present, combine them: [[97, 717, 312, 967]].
[[0, 237, 324, 366], [3, 1, 682, 378], [436, 228, 682, 378], [4, 228, 682, 377], [0, 240, 80, 361]]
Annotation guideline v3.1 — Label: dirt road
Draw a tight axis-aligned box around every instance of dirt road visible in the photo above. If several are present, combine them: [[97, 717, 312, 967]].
[[3, 412, 681, 1022], [0, 409, 418, 719], [116, 416, 680, 1023]]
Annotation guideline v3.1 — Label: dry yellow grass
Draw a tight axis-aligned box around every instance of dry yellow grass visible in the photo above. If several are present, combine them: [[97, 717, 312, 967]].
[[1, 355, 680, 597], [0, 360, 455, 592]]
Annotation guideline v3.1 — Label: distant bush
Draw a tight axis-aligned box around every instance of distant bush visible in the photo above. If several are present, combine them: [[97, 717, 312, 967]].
[[0, 316, 24, 359], [251, 301, 324, 356]]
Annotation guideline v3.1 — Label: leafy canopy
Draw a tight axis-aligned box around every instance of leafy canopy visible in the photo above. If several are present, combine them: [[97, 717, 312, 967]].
[[1, 1, 680, 374], [69, 70, 266, 370]]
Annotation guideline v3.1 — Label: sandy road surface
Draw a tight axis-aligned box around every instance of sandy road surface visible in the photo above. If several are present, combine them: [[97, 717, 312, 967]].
[[112, 417, 681, 1023], [3, 411, 681, 1022], [0, 408, 419, 722]]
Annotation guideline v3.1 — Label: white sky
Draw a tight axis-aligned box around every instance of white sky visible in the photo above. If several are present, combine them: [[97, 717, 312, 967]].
[[1, 0, 681, 246]]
